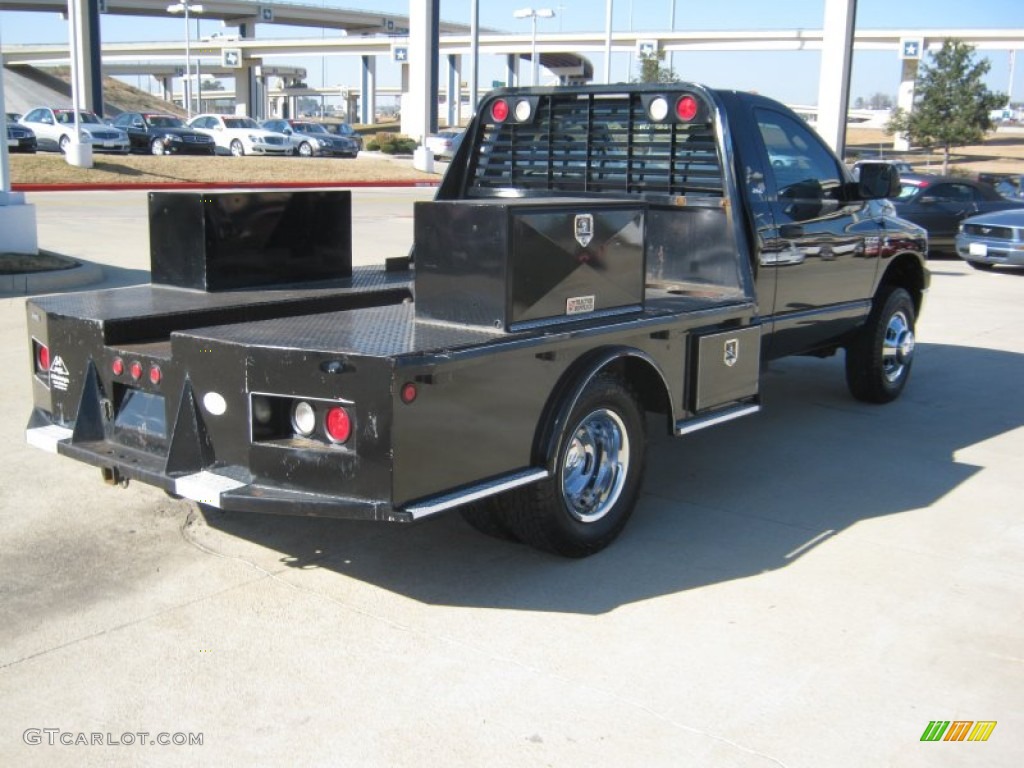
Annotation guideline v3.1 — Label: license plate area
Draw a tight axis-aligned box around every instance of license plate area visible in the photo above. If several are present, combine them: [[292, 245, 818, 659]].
[[112, 385, 167, 451]]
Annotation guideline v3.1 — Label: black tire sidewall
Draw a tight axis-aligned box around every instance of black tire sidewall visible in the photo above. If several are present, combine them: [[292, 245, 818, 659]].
[[847, 286, 915, 403]]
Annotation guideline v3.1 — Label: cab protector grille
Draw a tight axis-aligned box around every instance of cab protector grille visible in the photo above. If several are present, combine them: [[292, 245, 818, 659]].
[[470, 92, 724, 198]]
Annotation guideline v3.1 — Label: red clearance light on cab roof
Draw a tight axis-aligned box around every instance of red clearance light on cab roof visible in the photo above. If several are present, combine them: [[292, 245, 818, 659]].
[[129, 361, 143, 381], [676, 95, 699, 122], [149, 365, 162, 385], [400, 382, 418, 404], [111, 357, 124, 376], [324, 406, 352, 444], [490, 99, 510, 122]]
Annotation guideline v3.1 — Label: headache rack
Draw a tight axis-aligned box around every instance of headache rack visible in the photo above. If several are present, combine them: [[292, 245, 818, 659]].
[[467, 89, 724, 200]]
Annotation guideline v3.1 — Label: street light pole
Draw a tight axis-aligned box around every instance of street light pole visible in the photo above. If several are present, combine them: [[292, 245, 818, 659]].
[[167, 2, 204, 119], [513, 8, 555, 87]]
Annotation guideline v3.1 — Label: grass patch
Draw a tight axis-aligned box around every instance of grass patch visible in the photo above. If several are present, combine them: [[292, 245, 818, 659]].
[[0, 250, 78, 275], [8, 153, 438, 186]]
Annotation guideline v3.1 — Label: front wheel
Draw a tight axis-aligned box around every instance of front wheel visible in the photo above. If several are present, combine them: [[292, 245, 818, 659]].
[[845, 286, 917, 403], [58, 134, 71, 154], [297, 142, 313, 157], [229, 139, 245, 157], [151, 138, 167, 155], [505, 374, 646, 557]]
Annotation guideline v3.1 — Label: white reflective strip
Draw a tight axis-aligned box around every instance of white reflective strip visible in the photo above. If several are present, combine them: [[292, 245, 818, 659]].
[[175, 471, 247, 509], [26, 425, 74, 454], [404, 468, 549, 520]]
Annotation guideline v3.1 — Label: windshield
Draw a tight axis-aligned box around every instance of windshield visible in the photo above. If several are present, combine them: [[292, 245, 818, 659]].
[[896, 183, 924, 201], [224, 117, 259, 129], [56, 110, 102, 125], [146, 115, 185, 128], [293, 122, 328, 134]]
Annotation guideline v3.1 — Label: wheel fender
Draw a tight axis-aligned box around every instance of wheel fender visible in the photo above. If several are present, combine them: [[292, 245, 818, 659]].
[[532, 346, 671, 473]]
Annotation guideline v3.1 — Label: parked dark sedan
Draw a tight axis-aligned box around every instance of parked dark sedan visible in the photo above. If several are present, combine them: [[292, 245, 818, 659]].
[[5, 116, 37, 153], [112, 112, 216, 155], [891, 174, 1024, 253]]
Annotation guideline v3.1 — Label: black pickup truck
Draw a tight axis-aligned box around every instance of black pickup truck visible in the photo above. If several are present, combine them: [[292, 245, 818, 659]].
[[25, 84, 928, 557]]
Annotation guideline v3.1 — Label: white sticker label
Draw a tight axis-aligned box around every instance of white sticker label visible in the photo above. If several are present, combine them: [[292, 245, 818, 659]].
[[566, 295, 596, 315], [49, 355, 71, 391]]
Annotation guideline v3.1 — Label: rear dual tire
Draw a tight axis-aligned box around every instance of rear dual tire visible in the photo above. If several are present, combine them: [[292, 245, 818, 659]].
[[461, 374, 646, 557]]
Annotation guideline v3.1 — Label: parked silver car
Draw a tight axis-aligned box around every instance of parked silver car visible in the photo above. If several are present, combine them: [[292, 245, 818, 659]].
[[19, 107, 130, 154], [955, 209, 1024, 270], [260, 119, 359, 157]]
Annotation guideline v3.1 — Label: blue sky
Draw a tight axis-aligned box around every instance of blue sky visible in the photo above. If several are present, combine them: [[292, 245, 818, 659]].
[[2, 0, 1022, 106]]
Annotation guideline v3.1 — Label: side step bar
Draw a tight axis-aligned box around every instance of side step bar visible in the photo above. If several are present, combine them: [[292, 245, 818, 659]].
[[674, 403, 760, 436]]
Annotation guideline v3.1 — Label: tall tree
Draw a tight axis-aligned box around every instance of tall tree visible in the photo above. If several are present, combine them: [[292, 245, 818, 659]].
[[634, 53, 680, 85], [886, 39, 1005, 174]]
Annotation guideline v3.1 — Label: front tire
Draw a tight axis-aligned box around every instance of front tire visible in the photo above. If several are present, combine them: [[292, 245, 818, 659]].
[[845, 286, 916, 403], [151, 138, 167, 155], [505, 374, 646, 557], [58, 134, 70, 154], [297, 142, 313, 157], [230, 139, 245, 157]]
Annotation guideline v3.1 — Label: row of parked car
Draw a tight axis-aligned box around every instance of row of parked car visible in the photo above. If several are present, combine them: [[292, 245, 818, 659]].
[[6, 107, 362, 158], [852, 159, 1024, 271]]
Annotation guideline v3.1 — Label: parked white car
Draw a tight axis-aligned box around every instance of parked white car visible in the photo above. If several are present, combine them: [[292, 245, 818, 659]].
[[19, 106, 129, 154], [423, 130, 464, 160], [186, 114, 291, 156]]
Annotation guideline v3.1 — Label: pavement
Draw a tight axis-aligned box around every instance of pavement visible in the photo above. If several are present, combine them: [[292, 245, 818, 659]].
[[1, 189, 1022, 767]]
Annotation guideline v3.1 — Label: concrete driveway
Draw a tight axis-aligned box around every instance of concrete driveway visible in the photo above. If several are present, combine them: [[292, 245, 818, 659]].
[[1, 191, 1021, 767]]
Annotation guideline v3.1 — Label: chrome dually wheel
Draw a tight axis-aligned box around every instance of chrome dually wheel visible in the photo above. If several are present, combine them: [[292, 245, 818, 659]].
[[561, 408, 630, 524]]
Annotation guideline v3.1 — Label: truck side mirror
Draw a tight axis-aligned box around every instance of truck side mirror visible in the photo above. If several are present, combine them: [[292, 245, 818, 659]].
[[856, 162, 900, 200]]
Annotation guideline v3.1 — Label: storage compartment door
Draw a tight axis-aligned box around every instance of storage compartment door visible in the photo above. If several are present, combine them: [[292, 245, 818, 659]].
[[690, 327, 761, 413]]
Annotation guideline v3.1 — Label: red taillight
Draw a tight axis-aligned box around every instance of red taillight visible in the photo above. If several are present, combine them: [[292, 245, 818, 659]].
[[324, 406, 352, 444], [676, 95, 699, 122], [490, 99, 509, 122], [149, 365, 162, 385], [111, 357, 124, 376], [129, 361, 143, 381], [35, 342, 51, 373], [400, 382, 418, 404]]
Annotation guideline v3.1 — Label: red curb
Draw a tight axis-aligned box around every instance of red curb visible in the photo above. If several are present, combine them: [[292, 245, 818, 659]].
[[12, 179, 441, 192]]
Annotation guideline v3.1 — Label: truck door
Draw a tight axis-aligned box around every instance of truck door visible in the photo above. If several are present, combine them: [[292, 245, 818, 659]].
[[753, 107, 881, 357]]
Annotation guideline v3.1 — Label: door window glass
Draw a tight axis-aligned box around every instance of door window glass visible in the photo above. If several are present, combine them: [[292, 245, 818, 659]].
[[756, 109, 844, 221]]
